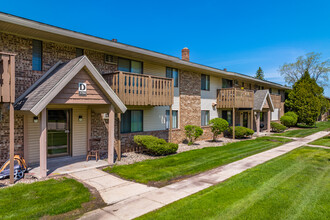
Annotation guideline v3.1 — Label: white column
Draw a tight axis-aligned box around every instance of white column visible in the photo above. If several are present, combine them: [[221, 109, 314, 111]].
[[40, 108, 47, 178], [108, 105, 115, 164]]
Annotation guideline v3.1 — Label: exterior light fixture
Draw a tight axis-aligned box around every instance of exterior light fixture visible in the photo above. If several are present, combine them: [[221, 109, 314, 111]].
[[33, 116, 38, 123], [78, 115, 83, 122]]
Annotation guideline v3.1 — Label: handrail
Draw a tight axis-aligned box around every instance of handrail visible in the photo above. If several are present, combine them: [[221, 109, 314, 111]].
[[217, 88, 254, 108], [106, 71, 173, 81]]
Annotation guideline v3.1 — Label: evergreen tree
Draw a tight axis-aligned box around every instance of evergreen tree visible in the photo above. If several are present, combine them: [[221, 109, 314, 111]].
[[255, 67, 265, 80], [285, 71, 324, 126]]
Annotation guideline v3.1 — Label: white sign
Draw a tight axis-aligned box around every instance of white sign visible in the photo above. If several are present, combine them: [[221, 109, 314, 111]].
[[78, 83, 87, 96]]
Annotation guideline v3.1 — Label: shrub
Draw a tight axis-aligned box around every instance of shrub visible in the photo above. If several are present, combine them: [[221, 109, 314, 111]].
[[284, 111, 298, 125], [270, 122, 287, 133], [134, 135, 178, 156], [184, 125, 204, 145], [280, 115, 296, 127], [209, 118, 229, 141], [228, 126, 254, 139]]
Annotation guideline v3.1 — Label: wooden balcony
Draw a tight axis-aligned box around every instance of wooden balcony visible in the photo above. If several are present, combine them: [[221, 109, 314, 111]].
[[0, 52, 15, 103], [217, 88, 254, 108], [270, 94, 282, 108], [107, 71, 174, 106]]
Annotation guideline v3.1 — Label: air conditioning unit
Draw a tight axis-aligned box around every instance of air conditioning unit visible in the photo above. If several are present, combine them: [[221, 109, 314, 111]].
[[104, 54, 116, 64]]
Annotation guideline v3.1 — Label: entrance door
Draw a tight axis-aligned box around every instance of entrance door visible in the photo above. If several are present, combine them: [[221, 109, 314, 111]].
[[243, 112, 248, 128], [47, 110, 71, 157]]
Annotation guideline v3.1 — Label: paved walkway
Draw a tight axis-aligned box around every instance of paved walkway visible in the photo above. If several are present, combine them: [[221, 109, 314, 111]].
[[79, 131, 329, 220]]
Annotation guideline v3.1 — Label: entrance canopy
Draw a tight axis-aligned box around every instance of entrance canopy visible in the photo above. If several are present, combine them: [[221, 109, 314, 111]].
[[253, 90, 274, 112], [15, 56, 126, 115]]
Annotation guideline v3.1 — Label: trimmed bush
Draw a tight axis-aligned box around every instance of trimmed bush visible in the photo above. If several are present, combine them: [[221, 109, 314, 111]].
[[284, 112, 298, 125], [271, 122, 287, 133], [280, 115, 296, 127], [209, 118, 229, 141], [134, 135, 178, 156], [184, 125, 204, 145], [228, 126, 254, 139]]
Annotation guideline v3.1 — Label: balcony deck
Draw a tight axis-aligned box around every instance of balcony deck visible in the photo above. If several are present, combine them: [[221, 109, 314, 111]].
[[217, 88, 254, 108], [107, 71, 174, 106], [0, 52, 15, 103]]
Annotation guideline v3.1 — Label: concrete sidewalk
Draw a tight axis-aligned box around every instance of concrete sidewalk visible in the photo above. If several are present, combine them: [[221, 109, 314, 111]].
[[79, 131, 329, 220]]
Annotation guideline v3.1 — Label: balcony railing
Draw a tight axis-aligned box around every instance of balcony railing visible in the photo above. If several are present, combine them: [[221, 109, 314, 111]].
[[107, 71, 174, 106], [217, 88, 254, 108], [0, 52, 15, 103]]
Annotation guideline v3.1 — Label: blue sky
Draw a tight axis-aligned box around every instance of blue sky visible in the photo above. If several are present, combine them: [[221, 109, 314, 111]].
[[2, 0, 330, 96]]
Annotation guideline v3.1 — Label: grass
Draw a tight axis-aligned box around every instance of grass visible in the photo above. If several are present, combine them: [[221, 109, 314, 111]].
[[273, 121, 330, 137], [139, 147, 330, 220], [309, 135, 330, 147], [104, 136, 291, 186], [0, 178, 91, 220]]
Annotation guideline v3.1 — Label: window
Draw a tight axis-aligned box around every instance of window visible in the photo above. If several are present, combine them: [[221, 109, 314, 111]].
[[166, 67, 179, 87], [278, 89, 281, 95], [269, 88, 272, 94], [118, 57, 143, 74], [222, 110, 232, 125], [201, 74, 210, 90], [271, 108, 279, 121], [32, 40, 42, 71], [249, 83, 252, 90], [165, 110, 178, 129], [105, 54, 114, 64], [201, 110, 210, 126], [120, 110, 143, 133], [241, 82, 245, 88], [222, 78, 233, 88], [76, 48, 84, 57]]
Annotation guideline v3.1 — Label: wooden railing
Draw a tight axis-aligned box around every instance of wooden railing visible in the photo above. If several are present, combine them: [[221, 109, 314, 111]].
[[107, 71, 174, 106], [217, 88, 254, 108], [0, 52, 15, 103], [270, 94, 282, 108]]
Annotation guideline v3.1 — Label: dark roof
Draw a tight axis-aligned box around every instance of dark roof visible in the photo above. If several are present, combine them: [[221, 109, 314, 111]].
[[15, 57, 82, 111]]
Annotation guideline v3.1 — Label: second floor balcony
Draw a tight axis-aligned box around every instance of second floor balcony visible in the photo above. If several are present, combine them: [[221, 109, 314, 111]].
[[0, 52, 15, 103], [107, 71, 174, 106], [217, 88, 254, 108]]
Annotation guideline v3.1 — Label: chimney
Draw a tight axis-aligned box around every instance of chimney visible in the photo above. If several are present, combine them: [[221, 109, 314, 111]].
[[181, 47, 190, 61], [224, 68, 227, 71], [112, 39, 117, 42]]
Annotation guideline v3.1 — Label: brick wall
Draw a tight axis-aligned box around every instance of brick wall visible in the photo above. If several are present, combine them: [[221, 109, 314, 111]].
[[0, 104, 24, 164]]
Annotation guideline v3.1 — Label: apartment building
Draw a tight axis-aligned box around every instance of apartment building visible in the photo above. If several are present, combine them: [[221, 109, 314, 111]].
[[0, 12, 289, 178]]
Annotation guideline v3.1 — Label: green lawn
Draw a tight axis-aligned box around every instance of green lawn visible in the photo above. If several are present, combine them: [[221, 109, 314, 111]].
[[273, 121, 330, 137], [309, 135, 330, 147], [0, 178, 91, 220], [104, 137, 291, 186], [139, 147, 330, 220]]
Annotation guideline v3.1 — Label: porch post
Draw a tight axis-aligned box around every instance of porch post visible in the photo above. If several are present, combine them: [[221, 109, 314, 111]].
[[108, 105, 115, 164], [250, 109, 254, 130], [256, 112, 260, 136], [169, 105, 173, 142], [117, 113, 121, 161], [232, 108, 235, 139], [40, 108, 47, 178], [9, 103, 14, 184], [267, 109, 271, 133]]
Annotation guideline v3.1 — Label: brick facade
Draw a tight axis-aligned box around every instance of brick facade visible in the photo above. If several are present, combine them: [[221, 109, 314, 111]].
[[0, 104, 24, 164]]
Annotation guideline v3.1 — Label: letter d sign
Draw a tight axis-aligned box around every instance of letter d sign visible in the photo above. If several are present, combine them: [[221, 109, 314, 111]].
[[78, 83, 87, 96]]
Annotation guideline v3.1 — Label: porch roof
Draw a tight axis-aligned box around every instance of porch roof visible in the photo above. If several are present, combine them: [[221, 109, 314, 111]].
[[253, 90, 274, 112], [14, 56, 127, 115]]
